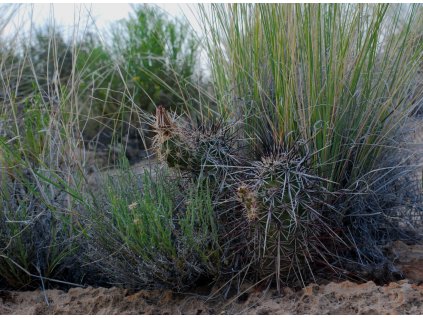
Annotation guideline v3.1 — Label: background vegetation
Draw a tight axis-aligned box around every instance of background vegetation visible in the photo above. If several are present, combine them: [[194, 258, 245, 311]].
[[76, 4, 201, 163], [0, 3, 422, 293]]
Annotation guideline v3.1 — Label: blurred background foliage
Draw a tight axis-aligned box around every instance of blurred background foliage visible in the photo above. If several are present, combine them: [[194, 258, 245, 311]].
[[1, 4, 202, 164], [75, 4, 200, 162]]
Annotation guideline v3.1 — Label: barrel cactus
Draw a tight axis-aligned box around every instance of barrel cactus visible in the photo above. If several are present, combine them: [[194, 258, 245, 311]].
[[236, 147, 337, 286]]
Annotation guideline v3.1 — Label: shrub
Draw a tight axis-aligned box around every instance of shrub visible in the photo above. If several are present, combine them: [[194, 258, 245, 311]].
[[114, 4, 199, 113], [83, 162, 220, 290]]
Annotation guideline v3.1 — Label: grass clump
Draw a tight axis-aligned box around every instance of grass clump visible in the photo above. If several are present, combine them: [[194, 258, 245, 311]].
[[83, 162, 220, 290], [0, 94, 84, 289]]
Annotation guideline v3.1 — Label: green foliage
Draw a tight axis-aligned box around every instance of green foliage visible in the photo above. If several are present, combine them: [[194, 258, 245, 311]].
[[116, 4, 198, 112], [0, 86, 86, 289], [84, 164, 219, 289], [21, 98, 50, 162]]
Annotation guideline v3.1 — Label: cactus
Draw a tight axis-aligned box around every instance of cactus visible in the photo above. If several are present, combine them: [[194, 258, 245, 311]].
[[153, 105, 192, 169], [153, 106, 240, 180], [153, 107, 338, 288], [234, 147, 338, 287]]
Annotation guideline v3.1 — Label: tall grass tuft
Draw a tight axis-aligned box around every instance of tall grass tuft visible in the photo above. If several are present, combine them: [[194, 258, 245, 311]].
[[0, 9, 92, 288], [0, 90, 85, 289], [201, 4, 422, 180], [198, 3, 423, 287]]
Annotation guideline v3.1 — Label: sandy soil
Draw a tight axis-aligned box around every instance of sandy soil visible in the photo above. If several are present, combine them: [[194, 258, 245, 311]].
[[1, 279, 423, 314]]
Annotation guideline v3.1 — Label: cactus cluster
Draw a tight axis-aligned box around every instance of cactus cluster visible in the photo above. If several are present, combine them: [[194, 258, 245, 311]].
[[153, 107, 339, 288]]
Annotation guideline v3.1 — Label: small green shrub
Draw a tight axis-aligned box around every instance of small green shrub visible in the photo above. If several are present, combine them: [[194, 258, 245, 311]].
[[84, 162, 219, 290], [115, 4, 199, 112]]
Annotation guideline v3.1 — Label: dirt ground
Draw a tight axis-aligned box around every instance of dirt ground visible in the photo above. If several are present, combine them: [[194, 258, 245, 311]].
[[1, 279, 422, 314]]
